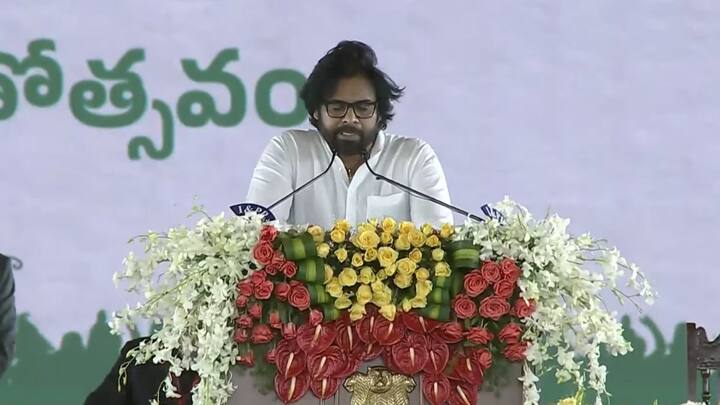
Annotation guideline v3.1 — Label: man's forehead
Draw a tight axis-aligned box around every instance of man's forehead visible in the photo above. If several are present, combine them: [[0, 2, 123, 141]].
[[328, 76, 376, 101]]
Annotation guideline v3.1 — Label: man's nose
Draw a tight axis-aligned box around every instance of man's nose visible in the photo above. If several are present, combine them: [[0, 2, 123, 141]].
[[342, 107, 360, 124]]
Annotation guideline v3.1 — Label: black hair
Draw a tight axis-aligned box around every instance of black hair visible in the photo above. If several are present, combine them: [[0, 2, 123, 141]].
[[300, 40, 404, 130]]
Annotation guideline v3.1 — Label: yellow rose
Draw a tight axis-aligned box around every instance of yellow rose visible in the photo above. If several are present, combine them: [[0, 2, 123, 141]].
[[325, 278, 344, 298], [349, 303, 367, 321], [399, 221, 416, 235], [421, 223, 434, 236], [415, 267, 430, 281], [380, 232, 394, 245], [308, 225, 325, 242], [408, 248, 423, 263], [408, 230, 426, 248], [376, 268, 389, 281], [356, 284, 373, 305], [372, 291, 392, 306], [334, 219, 351, 233], [426, 235, 441, 248], [394, 273, 413, 289], [351, 253, 364, 268], [357, 229, 381, 250], [431, 248, 444, 261], [440, 223, 454, 239], [415, 279, 433, 298], [434, 261, 451, 277], [557, 399, 578, 405], [367, 218, 379, 227], [377, 247, 399, 267], [338, 267, 358, 287], [364, 247, 378, 262], [401, 298, 413, 312], [358, 267, 375, 284], [334, 247, 348, 263], [379, 304, 397, 321], [383, 263, 397, 277], [334, 294, 352, 309], [381, 217, 397, 234], [324, 264, 334, 284], [396, 258, 417, 277], [317, 243, 330, 258], [394, 234, 411, 251], [330, 229, 346, 243], [410, 296, 427, 308], [370, 279, 386, 293]]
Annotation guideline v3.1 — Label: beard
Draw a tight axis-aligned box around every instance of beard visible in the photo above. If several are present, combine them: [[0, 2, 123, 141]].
[[319, 123, 378, 156]]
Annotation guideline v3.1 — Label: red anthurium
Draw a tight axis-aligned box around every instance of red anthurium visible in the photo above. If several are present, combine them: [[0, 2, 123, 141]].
[[372, 316, 406, 346], [453, 353, 484, 386], [448, 382, 478, 405], [359, 341, 384, 362], [306, 346, 345, 379], [391, 333, 429, 375], [274, 372, 310, 404], [355, 310, 378, 344], [422, 338, 450, 375], [422, 373, 451, 405], [275, 340, 306, 379], [335, 316, 363, 355], [310, 377, 341, 400], [401, 311, 441, 334], [296, 323, 337, 355]]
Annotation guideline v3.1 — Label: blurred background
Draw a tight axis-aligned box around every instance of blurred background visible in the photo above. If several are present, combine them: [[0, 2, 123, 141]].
[[1, 1, 719, 403]]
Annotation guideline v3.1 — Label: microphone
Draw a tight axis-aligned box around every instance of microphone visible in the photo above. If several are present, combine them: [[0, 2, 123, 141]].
[[361, 151, 495, 223], [230, 149, 338, 220]]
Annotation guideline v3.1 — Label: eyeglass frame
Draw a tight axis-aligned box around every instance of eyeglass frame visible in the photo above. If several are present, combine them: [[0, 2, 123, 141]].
[[323, 99, 378, 119]]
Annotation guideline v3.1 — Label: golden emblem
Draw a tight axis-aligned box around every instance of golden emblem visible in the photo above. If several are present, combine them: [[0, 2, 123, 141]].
[[343, 366, 416, 405]]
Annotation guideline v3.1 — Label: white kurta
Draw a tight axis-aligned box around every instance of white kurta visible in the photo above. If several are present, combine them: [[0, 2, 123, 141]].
[[246, 129, 454, 228]]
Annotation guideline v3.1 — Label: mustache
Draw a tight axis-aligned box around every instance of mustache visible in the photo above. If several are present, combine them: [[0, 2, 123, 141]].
[[333, 125, 363, 136]]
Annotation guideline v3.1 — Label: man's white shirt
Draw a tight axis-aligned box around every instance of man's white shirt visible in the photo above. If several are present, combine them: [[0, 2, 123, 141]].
[[246, 129, 453, 228]]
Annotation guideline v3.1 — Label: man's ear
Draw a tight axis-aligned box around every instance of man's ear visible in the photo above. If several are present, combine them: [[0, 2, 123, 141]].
[[312, 110, 320, 121]]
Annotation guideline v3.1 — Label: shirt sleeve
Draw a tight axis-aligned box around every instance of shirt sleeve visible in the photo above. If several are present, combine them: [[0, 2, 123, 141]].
[[0, 254, 17, 379], [245, 133, 295, 223], [408, 142, 454, 227]]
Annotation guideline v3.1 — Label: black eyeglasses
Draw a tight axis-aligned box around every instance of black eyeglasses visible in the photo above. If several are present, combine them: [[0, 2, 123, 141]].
[[324, 100, 377, 119]]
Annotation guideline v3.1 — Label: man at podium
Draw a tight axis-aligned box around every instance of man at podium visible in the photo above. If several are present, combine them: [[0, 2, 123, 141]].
[[246, 40, 454, 228]]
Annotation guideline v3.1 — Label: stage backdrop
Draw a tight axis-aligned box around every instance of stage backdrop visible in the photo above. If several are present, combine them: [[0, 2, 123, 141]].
[[2, 1, 719, 404]]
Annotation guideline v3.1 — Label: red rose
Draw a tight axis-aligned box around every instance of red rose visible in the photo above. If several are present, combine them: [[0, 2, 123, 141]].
[[430, 322, 464, 344], [252, 241, 275, 265], [289, 285, 311, 311], [237, 279, 253, 297], [236, 314, 253, 329], [249, 303, 263, 319], [269, 310, 282, 329], [514, 299, 536, 318], [463, 270, 488, 298], [479, 296, 510, 321], [309, 309, 324, 326], [265, 347, 277, 364], [480, 261, 502, 284], [494, 280, 515, 299], [251, 324, 274, 344], [251, 270, 267, 287], [503, 342, 528, 362], [464, 327, 494, 345], [233, 328, 249, 343], [452, 295, 477, 320], [282, 322, 297, 339], [469, 348, 493, 370], [235, 295, 249, 308], [254, 280, 274, 300], [274, 282, 291, 302], [500, 258, 521, 283], [281, 260, 298, 278], [236, 350, 254, 367], [260, 225, 278, 242], [264, 261, 281, 276], [498, 322, 523, 344]]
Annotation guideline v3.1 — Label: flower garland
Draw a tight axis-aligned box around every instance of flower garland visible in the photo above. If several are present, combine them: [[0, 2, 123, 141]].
[[111, 198, 655, 405]]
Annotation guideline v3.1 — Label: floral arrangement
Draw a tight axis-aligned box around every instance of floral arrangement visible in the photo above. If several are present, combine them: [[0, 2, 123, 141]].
[[110, 198, 656, 405]]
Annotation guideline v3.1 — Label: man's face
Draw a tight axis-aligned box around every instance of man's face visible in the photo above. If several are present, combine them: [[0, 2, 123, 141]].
[[315, 75, 380, 156]]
